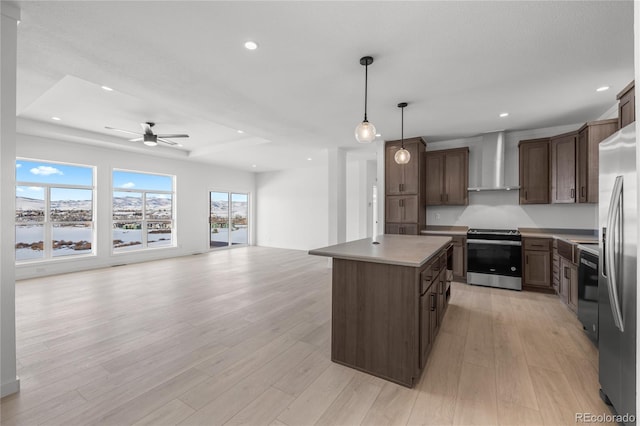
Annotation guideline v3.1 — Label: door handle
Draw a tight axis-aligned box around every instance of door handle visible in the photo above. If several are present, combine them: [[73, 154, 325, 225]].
[[604, 176, 624, 331]]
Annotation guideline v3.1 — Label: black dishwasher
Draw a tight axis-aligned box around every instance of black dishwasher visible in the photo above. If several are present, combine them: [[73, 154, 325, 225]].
[[577, 245, 599, 343]]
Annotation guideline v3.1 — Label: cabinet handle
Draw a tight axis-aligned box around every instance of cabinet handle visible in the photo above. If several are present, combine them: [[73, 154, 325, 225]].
[[564, 266, 570, 279], [440, 194, 444, 202], [399, 199, 404, 207], [446, 194, 449, 202], [440, 282, 444, 295], [581, 186, 585, 197], [525, 190, 528, 200], [430, 293, 436, 311], [571, 188, 575, 199], [526, 255, 529, 265]]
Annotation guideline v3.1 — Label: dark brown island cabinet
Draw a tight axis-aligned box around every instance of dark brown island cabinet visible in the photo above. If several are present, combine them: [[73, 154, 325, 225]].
[[425, 147, 469, 206], [308, 235, 453, 387], [556, 239, 578, 312], [385, 138, 426, 235]]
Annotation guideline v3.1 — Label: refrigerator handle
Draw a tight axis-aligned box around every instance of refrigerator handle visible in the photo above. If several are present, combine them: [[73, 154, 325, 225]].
[[605, 175, 624, 332]]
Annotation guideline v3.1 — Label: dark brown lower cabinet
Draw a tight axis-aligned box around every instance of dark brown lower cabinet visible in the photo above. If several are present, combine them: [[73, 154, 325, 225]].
[[522, 238, 553, 291], [557, 239, 579, 313], [451, 236, 466, 282]]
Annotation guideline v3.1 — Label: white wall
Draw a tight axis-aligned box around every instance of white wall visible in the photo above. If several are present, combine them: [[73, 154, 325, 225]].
[[255, 166, 328, 250], [15, 133, 256, 280], [346, 158, 376, 242], [427, 123, 599, 230]]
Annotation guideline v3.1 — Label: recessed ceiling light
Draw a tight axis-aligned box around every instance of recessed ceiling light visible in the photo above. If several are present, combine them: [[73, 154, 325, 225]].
[[51, 116, 61, 121], [101, 85, 113, 92], [307, 157, 312, 161], [375, 133, 381, 137], [237, 130, 244, 134], [177, 143, 183, 147], [251, 164, 257, 168], [499, 112, 509, 118], [244, 41, 258, 50], [596, 86, 610, 92]]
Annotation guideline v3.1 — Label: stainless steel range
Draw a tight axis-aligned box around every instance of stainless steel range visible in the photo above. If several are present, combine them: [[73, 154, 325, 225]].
[[466, 229, 522, 291]]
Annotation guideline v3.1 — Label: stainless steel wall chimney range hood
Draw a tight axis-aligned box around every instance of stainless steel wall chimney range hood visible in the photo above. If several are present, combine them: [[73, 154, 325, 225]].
[[467, 131, 520, 192]]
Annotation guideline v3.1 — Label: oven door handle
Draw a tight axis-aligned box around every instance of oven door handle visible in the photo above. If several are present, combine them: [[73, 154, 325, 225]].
[[467, 239, 522, 246]]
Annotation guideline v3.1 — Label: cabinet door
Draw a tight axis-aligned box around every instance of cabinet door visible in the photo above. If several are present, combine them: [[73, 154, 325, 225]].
[[385, 196, 404, 223], [429, 285, 439, 341], [618, 84, 635, 128], [551, 133, 577, 203], [524, 250, 551, 288], [559, 257, 570, 304], [385, 142, 404, 195], [425, 152, 444, 205], [437, 272, 446, 323], [577, 129, 589, 203], [519, 140, 550, 204], [385, 223, 418, 235], [566, 261, 578, 312], [401, 141, 421, 194], [444, 150, 469, 205], [419, 291, 432, 368], [452, 236, 466, 280]]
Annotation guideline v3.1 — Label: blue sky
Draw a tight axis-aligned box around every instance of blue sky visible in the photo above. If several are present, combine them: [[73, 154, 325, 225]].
[[16, 160, 93, 186], [113, 171, 173, 191]]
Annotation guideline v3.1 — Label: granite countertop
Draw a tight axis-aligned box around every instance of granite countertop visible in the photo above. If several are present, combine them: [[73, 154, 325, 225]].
[[420, 225, 469, 236], [518, 227, 598, 244], [308, 234, 452, 268]]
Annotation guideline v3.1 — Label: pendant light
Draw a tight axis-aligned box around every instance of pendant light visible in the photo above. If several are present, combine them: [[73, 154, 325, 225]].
[[394, 102, 410, 164], [355, 56, 376, 143]]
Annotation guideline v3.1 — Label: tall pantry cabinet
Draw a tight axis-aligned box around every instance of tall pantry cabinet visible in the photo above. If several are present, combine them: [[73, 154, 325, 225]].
[[385, 137, 426, 235]]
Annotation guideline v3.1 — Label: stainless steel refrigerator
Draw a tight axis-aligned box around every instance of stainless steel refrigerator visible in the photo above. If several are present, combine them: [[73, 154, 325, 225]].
[[599, 122, 637, 423]]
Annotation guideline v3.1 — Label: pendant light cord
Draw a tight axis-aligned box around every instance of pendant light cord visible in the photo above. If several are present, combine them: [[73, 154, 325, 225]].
[[364, 63, 368, 122], [401, 105, 404, 149]]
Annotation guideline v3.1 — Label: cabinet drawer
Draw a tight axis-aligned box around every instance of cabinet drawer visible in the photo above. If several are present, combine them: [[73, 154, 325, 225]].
[[420, 263, 435, 295], [524, 238, 551, 251], [557, 239, 576, 263]]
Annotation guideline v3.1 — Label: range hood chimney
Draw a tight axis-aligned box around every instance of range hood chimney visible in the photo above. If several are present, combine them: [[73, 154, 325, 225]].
[[467, 131, 519, 191]]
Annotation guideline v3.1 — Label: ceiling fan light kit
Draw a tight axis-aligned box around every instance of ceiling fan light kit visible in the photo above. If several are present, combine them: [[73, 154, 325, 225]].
[[355, 56, 377, 144], [394, 102, 411, 165], [105, 122, 189, 147]]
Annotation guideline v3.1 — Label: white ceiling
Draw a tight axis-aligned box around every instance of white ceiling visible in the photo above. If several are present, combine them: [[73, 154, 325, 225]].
[[14, 1, 635, 172]]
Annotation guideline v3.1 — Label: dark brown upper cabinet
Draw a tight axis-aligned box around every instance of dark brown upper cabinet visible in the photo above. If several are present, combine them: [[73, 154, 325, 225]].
[[425, 147, 469, 206], [576, 119, 618, 203], [385, 137, 426, 235], [617, 80, 635, 129], [550, 131, 578, 204], [519, 138, 550, 204], [385, 138, 424, 196]]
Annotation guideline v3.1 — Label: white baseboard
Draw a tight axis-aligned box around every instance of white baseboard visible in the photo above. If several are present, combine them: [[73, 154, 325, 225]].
[[1, 377, 20, 398]]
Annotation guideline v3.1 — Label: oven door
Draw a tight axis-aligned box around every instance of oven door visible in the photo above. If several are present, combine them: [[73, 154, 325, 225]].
[[467, 239, 522, 277]]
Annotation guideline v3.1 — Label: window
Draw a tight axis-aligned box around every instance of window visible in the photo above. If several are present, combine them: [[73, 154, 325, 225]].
[[15, 159, 95, 262], [210, 191, 249, 248], [113, 170, 175, 252]]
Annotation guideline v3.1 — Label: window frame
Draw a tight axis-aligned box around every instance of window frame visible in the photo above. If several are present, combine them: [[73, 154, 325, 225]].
[[111, 169, 176, 254], [15, 158, 96, 263]]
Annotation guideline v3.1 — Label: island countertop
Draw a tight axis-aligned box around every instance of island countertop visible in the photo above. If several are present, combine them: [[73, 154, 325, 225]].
[[309, 234, 452, 268]]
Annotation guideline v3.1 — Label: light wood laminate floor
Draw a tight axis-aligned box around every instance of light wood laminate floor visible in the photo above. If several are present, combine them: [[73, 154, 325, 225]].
[[1, 246, 613, 425]]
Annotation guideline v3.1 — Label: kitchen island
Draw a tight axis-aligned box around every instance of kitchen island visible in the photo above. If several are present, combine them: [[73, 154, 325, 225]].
[[309, 234, 453, 387]]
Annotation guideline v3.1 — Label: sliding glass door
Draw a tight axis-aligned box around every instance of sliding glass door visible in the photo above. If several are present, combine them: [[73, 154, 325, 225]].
[[210, 191, 248, 248]]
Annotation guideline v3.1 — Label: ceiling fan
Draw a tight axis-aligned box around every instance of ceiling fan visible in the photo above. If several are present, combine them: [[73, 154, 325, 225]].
[[105, 122, 189, 147]]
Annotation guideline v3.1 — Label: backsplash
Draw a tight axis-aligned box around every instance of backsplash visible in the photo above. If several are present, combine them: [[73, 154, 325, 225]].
[[426, 190, 597, 230]]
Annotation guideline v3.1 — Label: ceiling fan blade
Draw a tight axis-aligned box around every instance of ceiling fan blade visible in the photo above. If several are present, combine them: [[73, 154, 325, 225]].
[[141, 122, 154, 135], [105, 126, 142, 136], [158, 138, 178, 146], [157, 134, 189, 138], [129, 138, 143, 142]]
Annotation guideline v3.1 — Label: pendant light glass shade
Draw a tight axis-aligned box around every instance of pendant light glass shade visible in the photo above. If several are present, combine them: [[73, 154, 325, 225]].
[[395, 102, 410, 164], [394, 148, 410, 164], [355, 120, 377, 143], [355, 56, 376, 143]]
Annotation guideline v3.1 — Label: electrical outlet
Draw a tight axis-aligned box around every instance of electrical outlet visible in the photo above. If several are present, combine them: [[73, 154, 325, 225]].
[[435, 213, 441, 220]]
